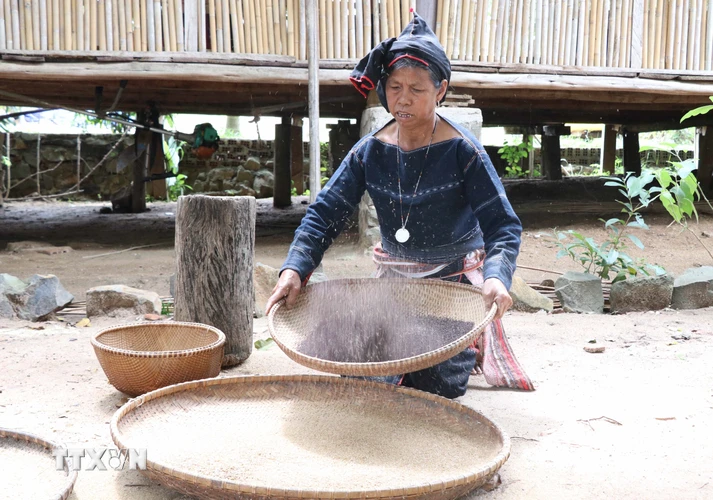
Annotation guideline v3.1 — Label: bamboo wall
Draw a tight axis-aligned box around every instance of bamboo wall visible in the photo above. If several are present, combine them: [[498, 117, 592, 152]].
[[0, 1, 711, 71]]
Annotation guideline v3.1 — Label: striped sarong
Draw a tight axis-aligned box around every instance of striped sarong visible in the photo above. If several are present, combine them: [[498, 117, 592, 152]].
[[372, 244, 535, 391]]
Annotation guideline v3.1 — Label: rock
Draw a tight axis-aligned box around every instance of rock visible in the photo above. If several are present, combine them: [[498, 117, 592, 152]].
[[7, 275, 74, 321], [253, 171, 274, 197], [34, 246, 73, 255], [0, 273, 27, 295], [235, 183, 257, 197], [86, 285, 162, 317], [610, 274, 673, 313], [671, 266, 713, 310], [510, 276, 554, 312], [0, 295, 14, 319], [236, 167, 255, 184], [207, 167, 235, 182], [192, 180, 206, 192], [540, 279, 555, 288], [584, 345, 605, 353], [196, 172, 207, 181], [6, 241, 48, 252], [243, 157, 262, 171], [253, 263, 279, 318], [554, 271, 604, 313]]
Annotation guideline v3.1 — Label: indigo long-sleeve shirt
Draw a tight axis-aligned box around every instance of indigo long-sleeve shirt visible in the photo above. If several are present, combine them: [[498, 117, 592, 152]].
[[280, 115, 522, 290]]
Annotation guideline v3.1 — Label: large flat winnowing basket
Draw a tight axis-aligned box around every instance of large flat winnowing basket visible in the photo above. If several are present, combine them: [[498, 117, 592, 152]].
[[110, 375, 510, 500], [268, 278, 496, 376]]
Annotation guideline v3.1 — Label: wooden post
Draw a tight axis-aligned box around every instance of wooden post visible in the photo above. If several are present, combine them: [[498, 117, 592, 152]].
[[291, 117, 304, 195], [36, 133, 40, 194], [307, 0, 319, 202], [175, 195, 256, 367], [697, 126, 713, 193], [541, 125, 565, 180], [623, 128, 641, 175], [76, 135, 81, 194], [600, 124, 617, 174], [4, 132, 9, 197], [274, 115, 292, 208]]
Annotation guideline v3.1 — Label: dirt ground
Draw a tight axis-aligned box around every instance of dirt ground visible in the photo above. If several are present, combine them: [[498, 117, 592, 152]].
[[1, 199, 713, 499]]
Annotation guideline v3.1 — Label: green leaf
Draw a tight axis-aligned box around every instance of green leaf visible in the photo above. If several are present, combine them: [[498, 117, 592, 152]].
[[604, 217, 622, 228], [627, 234, 645, 249], [556, 249, 569, 259], [254, 338, 275, 350], [606, 249, 619, 265], [680, 197, 695, 217], [604, 181, 625, 187], [681, 104, 713, 123]]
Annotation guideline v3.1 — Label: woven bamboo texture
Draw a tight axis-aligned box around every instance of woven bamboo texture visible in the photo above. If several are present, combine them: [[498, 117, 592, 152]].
[[268, 278, 496, 377], [110, 374, 510, 500], [0, 427, 78, 500], [91, 321, 225, 397]]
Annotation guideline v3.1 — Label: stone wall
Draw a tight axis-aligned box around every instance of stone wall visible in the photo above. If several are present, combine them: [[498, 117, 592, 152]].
[[1, 132, 693, 200], [179, 139, 312, 198], [2, 133, 133, 199]]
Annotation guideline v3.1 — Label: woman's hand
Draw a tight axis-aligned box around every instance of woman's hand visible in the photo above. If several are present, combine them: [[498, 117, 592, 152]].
[[482, 277, 513, 320], [265, 270, 303, 315]]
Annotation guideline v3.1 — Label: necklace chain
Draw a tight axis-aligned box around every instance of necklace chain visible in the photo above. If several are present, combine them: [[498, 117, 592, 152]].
[[396, 115, 439, 233]]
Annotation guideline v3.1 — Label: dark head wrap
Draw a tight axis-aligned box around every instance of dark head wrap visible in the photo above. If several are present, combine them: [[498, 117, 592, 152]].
[[349, 11, 451, 112]]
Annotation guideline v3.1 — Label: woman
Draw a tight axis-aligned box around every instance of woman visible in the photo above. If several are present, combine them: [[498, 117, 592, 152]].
[[266, 12, 533, 398]]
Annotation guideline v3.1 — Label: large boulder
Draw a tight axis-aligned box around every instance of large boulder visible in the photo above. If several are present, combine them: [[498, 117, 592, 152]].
[[555, 271, 604, 313], [5, 275, 74, 321], [610, 274, 673, 313], [671, 266, 713, 310], [510, 276, 553, 313], [86, 285, 162, 317]]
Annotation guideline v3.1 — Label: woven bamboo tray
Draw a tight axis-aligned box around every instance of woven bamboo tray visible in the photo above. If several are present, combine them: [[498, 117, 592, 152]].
[[111, 375, 509, 500], [91, 321, 225, 397], [0, 428, 78, 500], [268, 278, 496, 376]]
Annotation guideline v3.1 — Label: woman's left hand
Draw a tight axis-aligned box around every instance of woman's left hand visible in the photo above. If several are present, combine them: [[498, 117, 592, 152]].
[[482, 278, 513, 320]]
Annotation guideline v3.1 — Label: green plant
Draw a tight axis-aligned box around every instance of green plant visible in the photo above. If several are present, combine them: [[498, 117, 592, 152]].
[[168, 173, 192, 201], [551, 171, 666, 282], [498, 138, 533, 178]]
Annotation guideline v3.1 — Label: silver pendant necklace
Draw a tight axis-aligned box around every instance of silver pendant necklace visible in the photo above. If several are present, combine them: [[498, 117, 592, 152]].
[[395, 116, 439, 243]]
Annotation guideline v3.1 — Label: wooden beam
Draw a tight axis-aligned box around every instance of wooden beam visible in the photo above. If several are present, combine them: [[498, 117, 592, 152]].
[[623, 129, 641, 175], [600, 124, 617, 174]]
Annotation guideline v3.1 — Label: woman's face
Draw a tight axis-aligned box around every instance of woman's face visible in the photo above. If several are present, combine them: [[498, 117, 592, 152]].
[[385, 66, 447, 129]]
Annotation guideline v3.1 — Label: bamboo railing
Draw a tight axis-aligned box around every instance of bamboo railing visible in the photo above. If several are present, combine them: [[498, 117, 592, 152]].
[[0, 1, 712, 71]]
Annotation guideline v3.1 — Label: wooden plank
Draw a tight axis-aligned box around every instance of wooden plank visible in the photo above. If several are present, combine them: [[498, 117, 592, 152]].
[[600, 124, 617, 174], [698, 126, 713, 192], [184, 0, 196, 50], [623, 129, 641, 175], [279, 0, 287, 54], [175, 0, 184, 51], [0, 0, 6, 49], [348, 0, 356, 57]]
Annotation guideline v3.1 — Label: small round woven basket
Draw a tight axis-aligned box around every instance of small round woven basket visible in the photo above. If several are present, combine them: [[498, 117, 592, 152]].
[[0, 427, 78, 500], [111, 375, 510, 500], [91, 321, 225, 397], [268, 278, 496, 376]]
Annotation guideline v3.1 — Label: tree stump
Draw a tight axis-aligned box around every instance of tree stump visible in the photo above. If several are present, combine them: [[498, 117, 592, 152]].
[[175, 195, 256, 367]]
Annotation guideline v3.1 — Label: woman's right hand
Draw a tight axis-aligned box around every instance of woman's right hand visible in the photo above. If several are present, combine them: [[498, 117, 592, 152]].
[[265, 269, 303, 315]]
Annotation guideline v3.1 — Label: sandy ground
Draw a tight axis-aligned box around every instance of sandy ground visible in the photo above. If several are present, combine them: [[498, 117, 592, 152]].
[[1, 200, 713, 499]]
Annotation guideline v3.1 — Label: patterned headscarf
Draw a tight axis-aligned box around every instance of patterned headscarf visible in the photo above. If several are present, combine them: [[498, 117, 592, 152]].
[[349, 11, 451, 112]]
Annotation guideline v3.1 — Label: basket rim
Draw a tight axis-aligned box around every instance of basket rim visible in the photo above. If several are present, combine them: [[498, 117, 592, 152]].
[[0, 427, 79, 500], [267, 278, 497, 376], [91, 321, 226, 359], [110, 374, 511, 499]]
